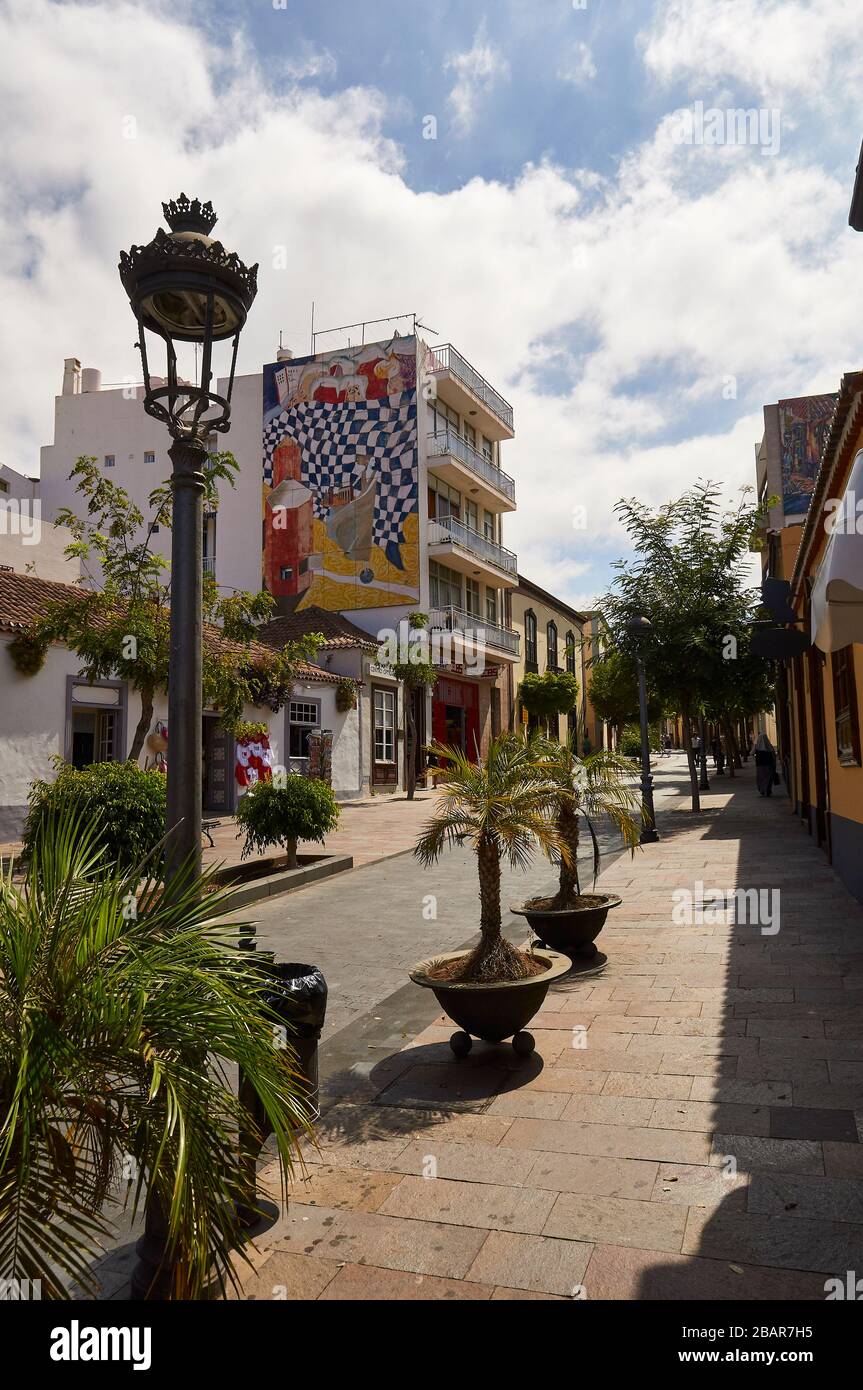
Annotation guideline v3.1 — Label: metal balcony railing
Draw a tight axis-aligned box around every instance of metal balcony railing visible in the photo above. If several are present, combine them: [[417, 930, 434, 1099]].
[[203, 556, 217, 576], [428, 516, 517, 575], [428, 605, 520, 657], [427, 430, 515, 503], [428, 344, 514, 432]]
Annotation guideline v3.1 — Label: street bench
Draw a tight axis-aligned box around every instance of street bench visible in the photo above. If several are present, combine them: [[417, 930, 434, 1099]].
[[202, 819, 222, 849]]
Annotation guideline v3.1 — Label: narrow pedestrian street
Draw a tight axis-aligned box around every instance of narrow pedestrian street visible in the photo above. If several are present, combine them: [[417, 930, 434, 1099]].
[[233, 755, 863, 1301]]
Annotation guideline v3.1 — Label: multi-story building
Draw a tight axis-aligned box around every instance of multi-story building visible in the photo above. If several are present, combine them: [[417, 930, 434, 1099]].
[[509, 575, 585, 741], [752, 379, 863, 904], [39, 330, 521, 788]]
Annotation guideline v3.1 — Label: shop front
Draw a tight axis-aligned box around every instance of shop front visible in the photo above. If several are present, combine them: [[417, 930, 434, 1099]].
[[432, 672, 481, 757]]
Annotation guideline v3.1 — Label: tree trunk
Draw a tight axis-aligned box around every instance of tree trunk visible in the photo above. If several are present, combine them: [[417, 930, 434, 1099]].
[[722, 714, 739, 777], [556, 804, 581, 905], [477, 834, 502, 942], [405, 688, 416, 801], [284, 838, 298, 870], [681, 702, 700, 812], [129, 685, 155, 763]]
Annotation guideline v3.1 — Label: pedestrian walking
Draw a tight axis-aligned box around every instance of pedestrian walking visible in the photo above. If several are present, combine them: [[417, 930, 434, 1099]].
[[754, 732, 777, 797], [711, 734, 725, 775]]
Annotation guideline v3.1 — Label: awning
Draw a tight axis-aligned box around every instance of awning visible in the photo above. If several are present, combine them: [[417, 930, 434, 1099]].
[[811, 448, 863, 651]]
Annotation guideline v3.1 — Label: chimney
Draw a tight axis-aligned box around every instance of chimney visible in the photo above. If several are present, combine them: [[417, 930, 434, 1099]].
[[62, 357, 82, 396]]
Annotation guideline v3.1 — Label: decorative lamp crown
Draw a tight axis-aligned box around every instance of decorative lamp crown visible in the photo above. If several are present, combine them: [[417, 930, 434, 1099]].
[[118, 195, 257, 442], [162, 193, 218, 236]]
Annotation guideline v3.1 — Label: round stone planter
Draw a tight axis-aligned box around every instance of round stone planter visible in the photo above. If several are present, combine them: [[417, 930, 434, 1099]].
[[510, 892, 622, 958], [410, 948, 570, 1056]]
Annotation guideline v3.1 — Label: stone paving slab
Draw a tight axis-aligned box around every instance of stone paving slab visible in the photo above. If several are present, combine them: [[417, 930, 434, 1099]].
[[232, 758, 863, 1301]]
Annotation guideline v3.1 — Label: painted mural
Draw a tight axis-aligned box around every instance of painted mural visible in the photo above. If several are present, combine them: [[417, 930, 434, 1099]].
[[262, 336, 420, 611], [779, 393, 837, 516]]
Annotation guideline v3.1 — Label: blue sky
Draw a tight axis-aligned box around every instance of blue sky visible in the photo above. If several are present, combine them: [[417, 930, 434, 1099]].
[[4, 0, 863, 607]]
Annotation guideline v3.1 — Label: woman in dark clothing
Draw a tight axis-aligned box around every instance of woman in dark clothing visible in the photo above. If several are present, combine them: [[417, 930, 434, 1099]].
[[754, 732, 777, 796]]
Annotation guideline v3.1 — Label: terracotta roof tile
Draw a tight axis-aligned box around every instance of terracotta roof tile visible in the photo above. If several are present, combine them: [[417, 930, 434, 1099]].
[[0, 569, 341, 685], [258, 605, 379, 652]]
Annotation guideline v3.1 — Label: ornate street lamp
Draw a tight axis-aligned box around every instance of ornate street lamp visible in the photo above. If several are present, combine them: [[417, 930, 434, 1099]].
[[119, 196, 257, 1299], [119, 194, 257, 880], [627, 615, 659, 844]]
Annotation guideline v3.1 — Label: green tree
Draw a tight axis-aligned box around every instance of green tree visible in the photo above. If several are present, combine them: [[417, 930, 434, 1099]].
[[600, 481, 768, 811], [518, 670, 579, 735], [36, 458, 321, 759], [586, 648, 663, 732]]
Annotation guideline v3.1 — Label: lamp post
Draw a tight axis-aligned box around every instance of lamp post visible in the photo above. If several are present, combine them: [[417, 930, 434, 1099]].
[[119, 195, 257, 1297], [119, 194, 257, 880], [627, 615, 659, 844]]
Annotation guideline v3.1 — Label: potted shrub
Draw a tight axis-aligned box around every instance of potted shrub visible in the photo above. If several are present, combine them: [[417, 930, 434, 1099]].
[[235, 774, 340, 870], [410, 733, 571, 1056], [0, 808, 310, 1300], [335, 678, 358, 712], [512, 736, 643, 957]]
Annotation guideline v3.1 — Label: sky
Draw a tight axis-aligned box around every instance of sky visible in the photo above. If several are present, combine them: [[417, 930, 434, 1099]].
[[3, 0, 863, 608]]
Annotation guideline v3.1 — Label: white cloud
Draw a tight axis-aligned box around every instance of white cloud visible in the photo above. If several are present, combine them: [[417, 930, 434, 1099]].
[[641, 0, 863, 105], [280, 42, 337, 83], [558, 43, 597, 88], [444, 21, 510, 136], [3, 0, 863, 610]]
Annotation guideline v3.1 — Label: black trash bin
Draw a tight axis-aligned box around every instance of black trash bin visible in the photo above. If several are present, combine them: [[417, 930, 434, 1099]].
[[237, 958, 327, 1227], [266, 961, 328, 1120]]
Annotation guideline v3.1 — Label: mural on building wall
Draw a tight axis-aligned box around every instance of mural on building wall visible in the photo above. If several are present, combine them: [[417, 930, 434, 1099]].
[[262, 336, 420, 611], [779, 394, 837, 516]]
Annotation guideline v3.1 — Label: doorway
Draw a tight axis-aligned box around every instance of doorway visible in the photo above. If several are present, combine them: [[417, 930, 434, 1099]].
[[202, 716, 234, 814]]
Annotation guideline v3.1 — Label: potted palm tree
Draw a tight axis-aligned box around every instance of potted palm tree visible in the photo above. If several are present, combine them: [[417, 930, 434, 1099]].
[[512, 735, 643, 957], [410, 733, 571, 1056]]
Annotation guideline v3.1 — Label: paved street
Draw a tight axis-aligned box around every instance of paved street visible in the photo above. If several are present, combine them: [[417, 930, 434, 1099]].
[[234, 756, 863, 1301]]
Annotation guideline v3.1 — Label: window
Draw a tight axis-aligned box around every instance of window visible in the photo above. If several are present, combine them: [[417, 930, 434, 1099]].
[[152, 525, 160, 534], [373, 688, 396, 763], [431, 398, 460, 436], [464, 498, 478, 532], [430, 560, 463, 611], [465, 578, 481, 617], [144, 451, 155, 465], [547, 621, 559, 670], [486, 588, 498, 624], [482, 436, 494, 463], [463, 422, 477, 450], [483, 510, 495, 541], [429, 474, 461, 520], [525, 609, 538, 670], [565, 630, 576, 674], [66, 679, 125, 768], [288, 699, 319, 759], [104, 455, 115, 469], [832, 646, 861, 766], [0, 479, 7, 493]]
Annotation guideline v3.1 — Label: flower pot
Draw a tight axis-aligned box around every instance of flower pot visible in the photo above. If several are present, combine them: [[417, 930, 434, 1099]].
[[409, 948, 570, 1055], [510, 893, 622, 958]]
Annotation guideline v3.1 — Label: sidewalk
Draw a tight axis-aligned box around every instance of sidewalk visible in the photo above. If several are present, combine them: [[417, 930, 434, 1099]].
[[238, 757, 863, 1301]]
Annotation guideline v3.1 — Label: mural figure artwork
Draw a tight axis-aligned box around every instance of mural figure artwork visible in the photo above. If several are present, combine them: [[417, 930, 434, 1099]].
[[262, 336, 420, 612], [779, 393, 837, 516]]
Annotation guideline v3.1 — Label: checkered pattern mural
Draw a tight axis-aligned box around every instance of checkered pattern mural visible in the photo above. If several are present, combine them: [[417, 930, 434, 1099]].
[[262, 396, 418, 564]]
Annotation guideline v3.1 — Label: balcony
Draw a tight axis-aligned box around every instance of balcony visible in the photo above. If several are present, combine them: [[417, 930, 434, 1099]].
[[428, 344, 514, 439], [427, 430, 515, 512], [203, 556, 217, 576], [428, 515, 518, 587], [429, 604, 520, 660]]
